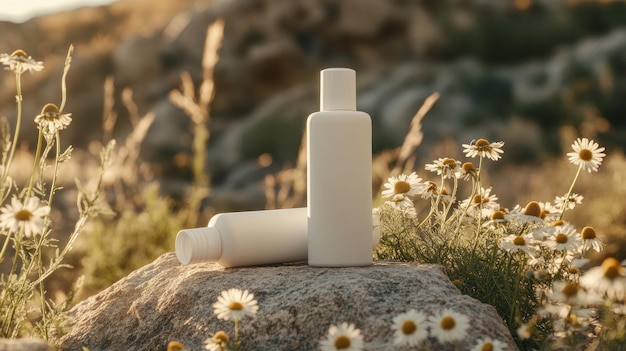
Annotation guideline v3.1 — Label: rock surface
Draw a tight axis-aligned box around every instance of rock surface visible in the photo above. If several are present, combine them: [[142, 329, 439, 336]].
[[60, 253, 519, 351], [0, 339, 53, 351]]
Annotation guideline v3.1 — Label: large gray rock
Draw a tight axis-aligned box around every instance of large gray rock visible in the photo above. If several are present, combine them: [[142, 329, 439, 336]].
[[60, 253, 519, 351], [0, 339, 53, 351]]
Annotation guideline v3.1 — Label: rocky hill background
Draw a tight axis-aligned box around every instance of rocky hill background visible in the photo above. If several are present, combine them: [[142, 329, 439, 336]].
[[1, 0, 626, 210]]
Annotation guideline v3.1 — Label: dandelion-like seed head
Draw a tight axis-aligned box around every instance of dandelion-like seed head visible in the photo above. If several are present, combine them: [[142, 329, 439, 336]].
[[524, 201, 541, 217], [581, 226, 596, 240]]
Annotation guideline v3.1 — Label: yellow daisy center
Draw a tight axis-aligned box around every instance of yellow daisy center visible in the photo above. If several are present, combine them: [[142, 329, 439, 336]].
[[462, 162, 475, 172], [212, 330, 229, 344], [473, 195, 487, 204], [11, 49, 28, 58], [15, 209, 33, 221], [578, 149, 593, 161], [40, 103, 60, 116], [440, 316, 456, 330], [228, 301, 244, 311], [569, 267, 579, 274], [453, 279, 462, 287], [401, 320, 417, 335], [442, 158, 457, 168], [334, 335, 351, 349], [513, 236, 526, 246], [524, 201, 541, 217], [602, 257, 621, 280], [475, 139, 490, 148], [394, 180, 411, 194], [550, 220, 565, 227], [491, 211, 505, 220], [481, 342, 494, 351], [581, 226, 596, 240], [561, 282, 579, 298], [167, 341, 185, 351], [555, 233, 569, 244]]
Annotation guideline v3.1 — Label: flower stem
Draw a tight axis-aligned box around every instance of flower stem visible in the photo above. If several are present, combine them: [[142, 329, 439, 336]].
[[559, 164, 582, 220]]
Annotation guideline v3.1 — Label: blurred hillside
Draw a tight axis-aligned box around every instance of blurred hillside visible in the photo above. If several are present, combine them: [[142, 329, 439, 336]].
[[1, 0, 626, 210]]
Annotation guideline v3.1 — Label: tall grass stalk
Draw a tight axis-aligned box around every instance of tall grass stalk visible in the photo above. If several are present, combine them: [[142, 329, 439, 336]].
[[0, 46, 112, 339]]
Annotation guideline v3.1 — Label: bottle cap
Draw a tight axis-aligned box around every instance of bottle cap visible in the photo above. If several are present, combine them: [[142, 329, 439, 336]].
[[320, 68, 356, 111], [175, 227, 222, 265]]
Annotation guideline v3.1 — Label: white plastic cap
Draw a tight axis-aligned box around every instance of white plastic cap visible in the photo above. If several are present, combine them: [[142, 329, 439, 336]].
[[320, 68, 356, 111], [175, 227, 222, 265]]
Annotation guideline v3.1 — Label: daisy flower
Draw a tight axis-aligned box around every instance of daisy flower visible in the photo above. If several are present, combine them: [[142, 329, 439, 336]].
[[506, 201, 545, 225], [381, 172, 425, 200], [35, 103, 72, 135], [458, 162, 477, 181], [425, 157, 462, 179], [566, 138, 606, 172], [212, 288, 258, 321], [483, 209, 509, 228], [384, 194, 415, 211], [204, 331, 229, 351], [319, 322, 363, 351], [0, 196, 50, 237], [580, 226, 603, 253], [0, 49, 44, 74], [554, 193, 583, 211], [544, 223, 582, 254], [462, 138, 505, 161], [470, 338, 508, 351], [460, 187, 499, 218], [500, 233, 536, 257], [580, 257, 626, 301], [427, 308, 470, 343], [391, 309, 429, 346], [516, 318, 535, 340]]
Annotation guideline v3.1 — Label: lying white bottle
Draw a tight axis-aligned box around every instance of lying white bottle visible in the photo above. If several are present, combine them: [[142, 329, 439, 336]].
[[175, 207, 381, 268], [307, 68, 373, 267]]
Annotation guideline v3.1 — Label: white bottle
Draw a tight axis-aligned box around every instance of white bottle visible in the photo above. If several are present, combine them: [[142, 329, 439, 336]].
[[176, 208, 308, 267], [307, 68, 373, 267]]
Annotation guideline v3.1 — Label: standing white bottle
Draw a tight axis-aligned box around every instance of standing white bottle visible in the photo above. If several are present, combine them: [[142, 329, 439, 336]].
[[307, 68, 373, 267], [175, 208, 308, 267]]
